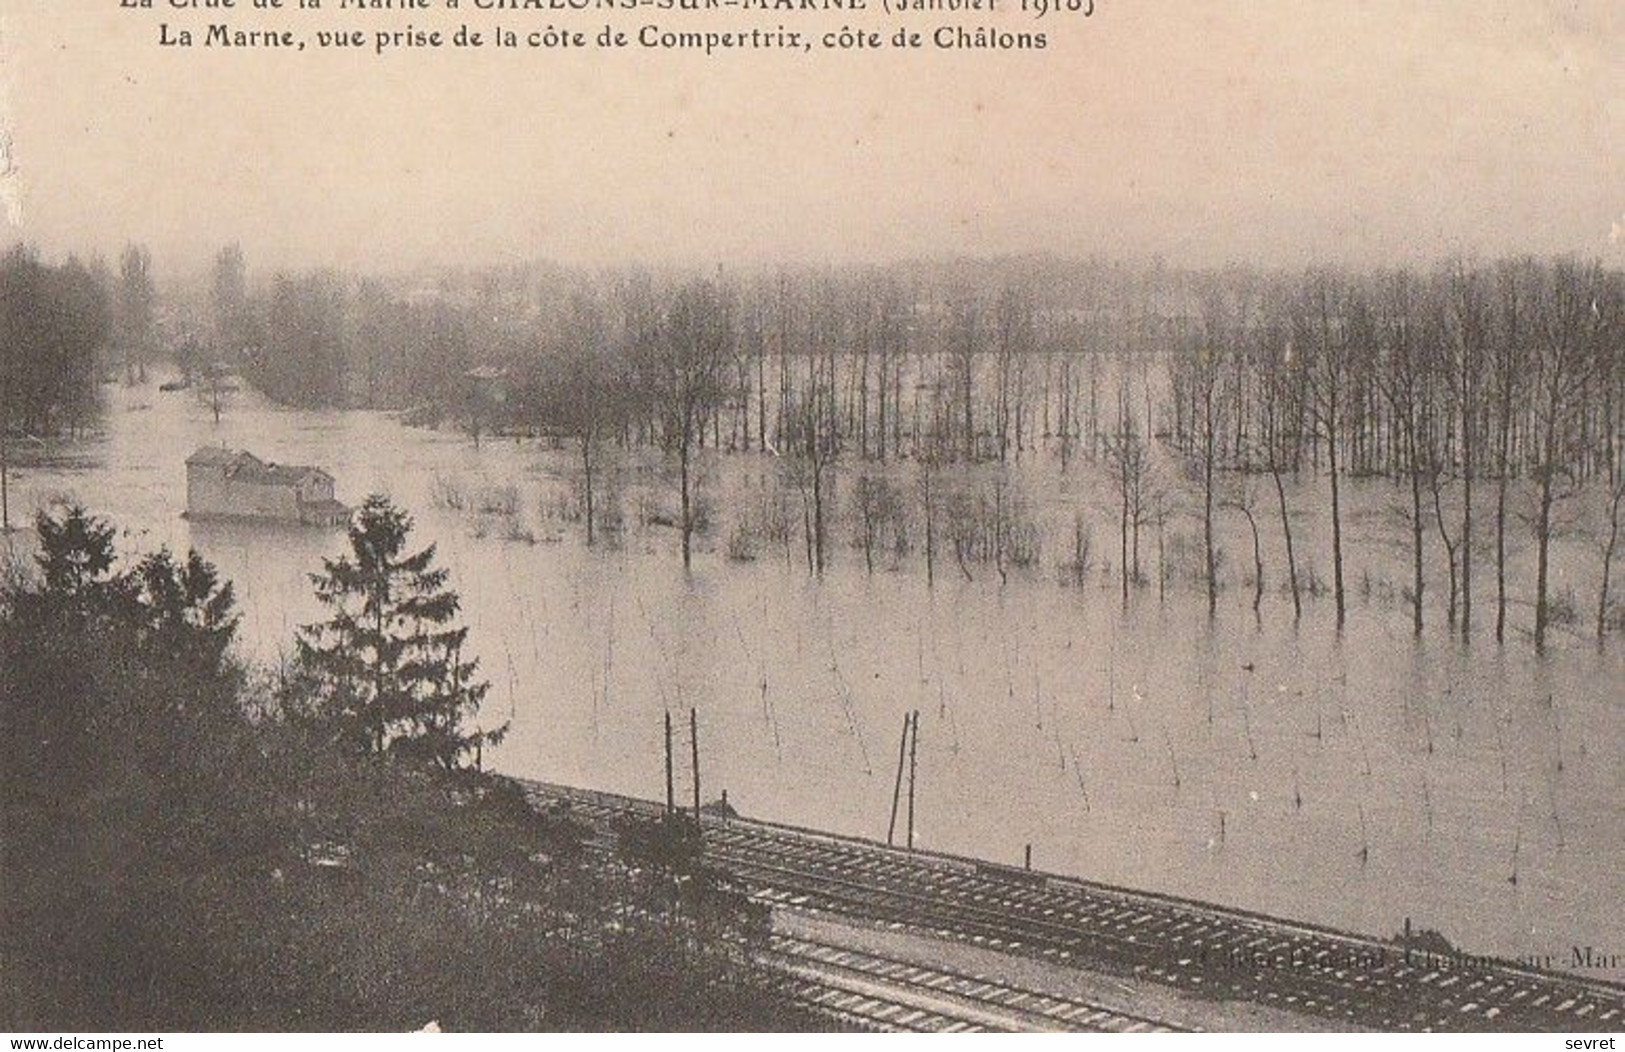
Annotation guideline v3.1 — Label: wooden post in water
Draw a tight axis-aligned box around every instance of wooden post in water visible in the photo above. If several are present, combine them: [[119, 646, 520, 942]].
[[690, 707, 701, 827], [907, 710, 921, 851], [1025, 844, 1032, 871], [887, 712, 910, 846], [664, 710, 675, 815]]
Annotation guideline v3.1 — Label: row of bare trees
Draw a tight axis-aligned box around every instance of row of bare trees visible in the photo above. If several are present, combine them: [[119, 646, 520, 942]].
[[182, 250, 1622, 646], [1165, 260, 1622, 650]]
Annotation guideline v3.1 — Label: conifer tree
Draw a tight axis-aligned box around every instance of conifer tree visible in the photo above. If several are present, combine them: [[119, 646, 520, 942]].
[[4, 505, 243, 784], [295, 494, 503, 769], [27, 503, 129, 613], [132, 548, 240, 680]]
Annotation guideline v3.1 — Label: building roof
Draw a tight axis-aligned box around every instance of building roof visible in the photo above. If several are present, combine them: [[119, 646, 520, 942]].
[[187, 447, 333, 487], [186, 446, 240, 466]]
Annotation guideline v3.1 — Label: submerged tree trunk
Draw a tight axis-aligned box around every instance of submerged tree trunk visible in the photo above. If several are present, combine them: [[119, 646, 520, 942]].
[[1204, 421, 1217, 618], [1131, 496, 1141, 586], [679, 438, 693, 570], [1156, 511, 1168, 601], [1119, 475, 1130, 604], [801, 483, 815, 575], [1496, 439, 1511, 643], [811, 459, 826, 576], [1431, 470, 1460, 627], [581, 432, 596, 547], [1409, 451, 1425, 637], [1597, 479, 1624, 640], [921, 468, 936, 590], [1233, 502, 1263, 614], [1461, 426, 1473, 638], [1270, 463, 1301, 620], [1533, 432, 1556, 652], [1328, 417, 1347, 628], [861, 508, 875, 575]]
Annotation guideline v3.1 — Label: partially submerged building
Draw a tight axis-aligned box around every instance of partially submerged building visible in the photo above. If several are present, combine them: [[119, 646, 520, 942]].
[[185, 447, 349, 526]]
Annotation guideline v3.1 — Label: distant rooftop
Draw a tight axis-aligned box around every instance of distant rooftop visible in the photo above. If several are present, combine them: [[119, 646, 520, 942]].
[[187, 446, 332, 486], [186, 446, 240, 466]]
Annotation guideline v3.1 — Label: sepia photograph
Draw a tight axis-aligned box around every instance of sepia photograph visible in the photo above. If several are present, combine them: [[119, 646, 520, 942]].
[[0, 0, 1621, 1037]]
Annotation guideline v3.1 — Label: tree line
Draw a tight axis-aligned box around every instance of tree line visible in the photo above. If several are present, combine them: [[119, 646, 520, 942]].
[[0, 241, 184, 529], [101, 247, 1625, 648], [0, 248, 109, 533]]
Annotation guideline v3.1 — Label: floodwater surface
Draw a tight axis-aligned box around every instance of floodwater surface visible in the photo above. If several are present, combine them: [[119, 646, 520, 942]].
[[8, 381, 1622, 980]]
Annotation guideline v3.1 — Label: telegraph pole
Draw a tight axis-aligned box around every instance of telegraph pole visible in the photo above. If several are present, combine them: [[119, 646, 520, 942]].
[[887, 712, 910, 847], [905, 709, 920, 852], [664, 710, 675, 815], [690, 707, 701, 826]]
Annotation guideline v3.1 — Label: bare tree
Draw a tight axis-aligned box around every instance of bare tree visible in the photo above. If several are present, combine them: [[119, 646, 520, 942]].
[[1489, 261, 1526, 642], [1597, 471, 1625, 639], [1430, 463, 1462, 627], [784, 382, 837, 576], [546, 290, 626, 546], [1224, 481, 1265, 615], [210, 244, 252, 365], [643, 278, 734, 570], [1296, 271, 1355, 628], [851, 474, 903, 575], [948, 295, 980, 462], [1255, 309, 1304, 619], [1105, 379, 1149, 603], [1529, 261, 1602, 651], [1374, 270, 1431, 636], [993, 283, 1035, 463], [1591, 272, 1624, 638], [117, 244, 157, 385], [198, 359, 235, 426], [1183, 288, 1232, 617], [918, 452, 940, 590], [872, 279, 909, 463], [1441, 260, 1489, 637]]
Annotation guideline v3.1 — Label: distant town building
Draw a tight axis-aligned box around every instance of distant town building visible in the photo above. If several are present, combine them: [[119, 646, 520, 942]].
[[185, 447, 349, 526], [463, 365, 510, 406], [460, 365, 511, 446]]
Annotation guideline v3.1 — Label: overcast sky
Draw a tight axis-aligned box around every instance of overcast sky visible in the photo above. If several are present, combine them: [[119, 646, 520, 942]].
[[0, 0, 1619, 274]]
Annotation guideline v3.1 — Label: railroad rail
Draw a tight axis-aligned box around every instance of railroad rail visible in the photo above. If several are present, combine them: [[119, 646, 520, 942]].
[[783, 977, 982, 1033], [519, 779, 1625, 1032], [769, 933, 1184, 1032]]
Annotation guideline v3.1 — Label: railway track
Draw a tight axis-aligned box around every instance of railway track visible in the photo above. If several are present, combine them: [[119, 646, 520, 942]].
[[520, 780, 1625, 1032], [769, 933, 1185, 1032], [783, 977, 984, 1033]]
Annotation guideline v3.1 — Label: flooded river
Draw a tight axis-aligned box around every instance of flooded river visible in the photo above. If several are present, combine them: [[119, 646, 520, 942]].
[[7, 380, 1622, 980]]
